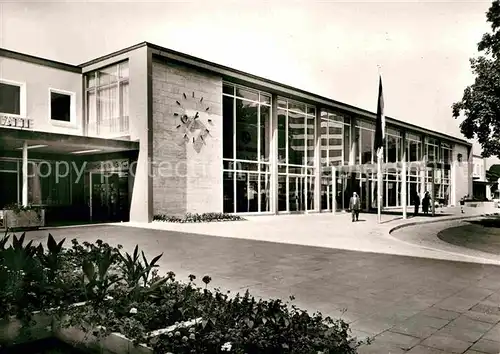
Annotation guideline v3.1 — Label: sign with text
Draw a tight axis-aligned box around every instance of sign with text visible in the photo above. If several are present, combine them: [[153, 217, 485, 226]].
[[0, 115, 33, 129]]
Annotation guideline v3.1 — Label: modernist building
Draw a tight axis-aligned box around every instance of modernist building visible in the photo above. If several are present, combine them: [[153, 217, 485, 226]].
[[0, 42, 473, 225]]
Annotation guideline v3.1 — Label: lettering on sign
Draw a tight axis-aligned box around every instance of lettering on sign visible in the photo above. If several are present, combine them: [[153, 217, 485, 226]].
[[86, 159, 130, 172], [0, 115, 32, 129]]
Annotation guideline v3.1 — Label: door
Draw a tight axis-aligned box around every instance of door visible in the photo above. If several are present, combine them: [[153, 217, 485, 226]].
[[90, 172, 129, 222], [0, 171, 18, 208]]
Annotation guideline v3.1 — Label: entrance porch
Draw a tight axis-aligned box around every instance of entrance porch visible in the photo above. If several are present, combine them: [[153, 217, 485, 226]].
[[0, 128, 139, 227]]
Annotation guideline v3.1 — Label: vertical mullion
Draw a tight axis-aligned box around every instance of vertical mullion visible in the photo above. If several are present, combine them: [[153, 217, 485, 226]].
[[257, 101, 261, 212], [285, 106, 289, 211], [95, 72, 99, 136], [304, 112, 307, 210], [257, 99, 261, 163], [233, 95, 237, 214], [257, 173, 261, 212]]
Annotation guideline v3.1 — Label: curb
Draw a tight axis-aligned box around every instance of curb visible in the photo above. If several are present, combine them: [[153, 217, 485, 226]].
[[39, 222, 115, 230], [388, 213, 498, 234]]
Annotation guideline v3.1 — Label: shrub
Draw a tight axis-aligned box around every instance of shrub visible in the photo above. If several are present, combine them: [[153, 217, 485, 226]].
[[153, 212, 245, 223], [0, 232, 87, 323], [1, 233, 364, 353]]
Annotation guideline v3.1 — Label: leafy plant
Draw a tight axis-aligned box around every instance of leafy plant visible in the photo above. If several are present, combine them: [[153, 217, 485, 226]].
[[82, 247, 122, 302]]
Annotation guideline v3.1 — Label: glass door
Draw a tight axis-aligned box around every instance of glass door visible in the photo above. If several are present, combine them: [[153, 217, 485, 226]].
[[90, 172, 129, 222]]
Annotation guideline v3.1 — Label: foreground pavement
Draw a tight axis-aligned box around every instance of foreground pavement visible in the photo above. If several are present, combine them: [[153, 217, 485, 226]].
[[17, 216, 500, 352], [119, 205, 500, 265]]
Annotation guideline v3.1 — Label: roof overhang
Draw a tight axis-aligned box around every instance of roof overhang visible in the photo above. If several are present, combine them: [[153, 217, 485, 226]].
[[0, 127, 139, 156]]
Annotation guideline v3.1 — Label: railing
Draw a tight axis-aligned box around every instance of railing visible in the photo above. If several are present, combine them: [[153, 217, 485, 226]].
[[86, 116, 130, 139]]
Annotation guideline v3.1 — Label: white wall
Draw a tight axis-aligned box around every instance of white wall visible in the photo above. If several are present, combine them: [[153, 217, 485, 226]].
[[0, 57, 82, 135], [452, 143, 471, 204]]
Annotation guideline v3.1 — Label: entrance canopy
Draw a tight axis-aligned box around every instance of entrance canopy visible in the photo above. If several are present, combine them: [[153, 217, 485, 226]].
[[0, 127, 139, 155]]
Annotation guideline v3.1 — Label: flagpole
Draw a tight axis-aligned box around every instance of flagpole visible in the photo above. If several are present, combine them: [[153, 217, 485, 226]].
[[377, 65, 383, 224]]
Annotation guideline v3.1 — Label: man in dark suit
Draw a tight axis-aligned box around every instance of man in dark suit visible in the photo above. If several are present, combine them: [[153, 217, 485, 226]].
[[349, 192, 361, 222]]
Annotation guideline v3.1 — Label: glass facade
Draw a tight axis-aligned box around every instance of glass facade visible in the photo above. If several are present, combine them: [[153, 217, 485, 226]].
[[85, 61, 130, 139], [277, 98, 316, 212], [320, 110, 350, 211], [0, 158, 72, 208], [222, 84, 272, 213], [220, 82, 457, 214]]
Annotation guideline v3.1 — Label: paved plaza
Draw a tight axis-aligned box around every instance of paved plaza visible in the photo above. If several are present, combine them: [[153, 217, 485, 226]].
[[18, 206, 500, 353]]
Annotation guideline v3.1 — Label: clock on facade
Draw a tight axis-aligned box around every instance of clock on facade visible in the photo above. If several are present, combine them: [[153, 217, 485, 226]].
[[174, 92, 213, 151]]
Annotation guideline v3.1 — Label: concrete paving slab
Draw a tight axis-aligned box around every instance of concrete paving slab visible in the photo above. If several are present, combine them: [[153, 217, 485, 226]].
[[469, 338, 500, 353], [15, 207, 500, 354], [420, 333, 472, 353]]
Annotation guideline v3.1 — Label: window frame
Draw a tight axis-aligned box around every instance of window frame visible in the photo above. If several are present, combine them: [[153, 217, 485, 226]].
[[0, 78, 27, 117], [84, 61, 130, 137], [48, 88, 77, 128]]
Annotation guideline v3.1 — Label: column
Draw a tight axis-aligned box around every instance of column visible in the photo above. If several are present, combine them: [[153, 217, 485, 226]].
[[22, 140, 28, 207], [270, 94, 279, 214], [365, 170, 369, 212], [431, 167, 436, 216], [332, 166, 336, 215], [314, 108, 321, 212], [401, 133, 407, 219], [467, 145, 474, 198], [450, 146, 456, 206], [420, 134, 426, 198]]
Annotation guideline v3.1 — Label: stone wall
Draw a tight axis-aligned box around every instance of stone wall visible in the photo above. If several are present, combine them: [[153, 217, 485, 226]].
[[151, 58, 223, 217]]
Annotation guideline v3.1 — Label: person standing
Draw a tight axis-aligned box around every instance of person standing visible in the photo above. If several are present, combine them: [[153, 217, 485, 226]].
[[413, 191, 420, 216], [349, 192, 361, 222], [422, 192, 430, 215]]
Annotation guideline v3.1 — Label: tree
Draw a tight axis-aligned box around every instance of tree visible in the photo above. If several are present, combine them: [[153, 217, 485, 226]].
[[452, 0, 500, 158]]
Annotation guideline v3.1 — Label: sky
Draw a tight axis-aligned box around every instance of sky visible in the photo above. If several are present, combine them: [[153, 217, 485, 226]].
[[0, 0, 494, 155]]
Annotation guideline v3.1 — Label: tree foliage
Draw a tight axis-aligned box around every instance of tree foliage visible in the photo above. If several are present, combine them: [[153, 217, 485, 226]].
[[452, 0, 500, 158]]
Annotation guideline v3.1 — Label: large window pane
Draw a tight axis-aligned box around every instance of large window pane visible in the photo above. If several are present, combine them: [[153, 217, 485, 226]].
[[0, 82, 21, 115], [87, 91, 97, 135], [288, 112, 305, 165], [386, 135, 398, 163], [260, 105, 271, 162], [307, 177, 315, 211], [360, 129, 373, 164], [86, 62, 129, 138], [344, 127, 350, 165], [234, 172, 259, 213], [278, 175, 287, 211], [98, 66, 118, 86], [260, 174, 270, 212], [235, 99, 258, 161], [236, 87, 259, 102], [306, 116, 315, 166], [98, 85, 119, 135], [222, 96, 234, 159], [289, 101, 306, 114], [289, 176, 306, 211], [277, 110, 287, 163], [223, 172, 234, 213]]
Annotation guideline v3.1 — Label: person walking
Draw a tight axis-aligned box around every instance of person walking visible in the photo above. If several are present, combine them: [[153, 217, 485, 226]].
[[349, 192, 361, 222], [413, 191, 420, 216]]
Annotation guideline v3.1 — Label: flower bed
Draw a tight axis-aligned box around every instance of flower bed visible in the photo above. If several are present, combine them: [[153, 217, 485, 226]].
[[153, 212, 245, 223], [3, 208, 45, 230], [0, 231, 367, 353]]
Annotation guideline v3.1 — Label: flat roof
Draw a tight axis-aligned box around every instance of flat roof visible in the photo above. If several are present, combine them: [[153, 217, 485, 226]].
[[0, 47, 81, 73], [82, 41, 472, 147], [1, 42, 472, 147]]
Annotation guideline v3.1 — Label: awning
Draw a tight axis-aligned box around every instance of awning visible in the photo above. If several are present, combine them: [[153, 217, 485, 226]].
[[0, 127, 139, 155]]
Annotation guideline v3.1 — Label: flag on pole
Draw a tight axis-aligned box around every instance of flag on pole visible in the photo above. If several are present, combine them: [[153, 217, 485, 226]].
[[374, 75, 385, 157], [374, 74, 385, 223]]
